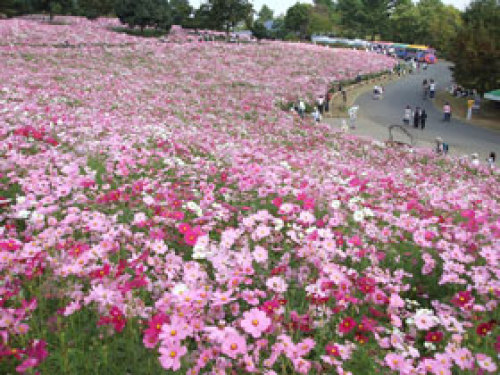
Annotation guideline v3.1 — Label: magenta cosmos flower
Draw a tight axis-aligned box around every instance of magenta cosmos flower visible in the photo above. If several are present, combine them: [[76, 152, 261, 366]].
[[240, 308, 271, 338]]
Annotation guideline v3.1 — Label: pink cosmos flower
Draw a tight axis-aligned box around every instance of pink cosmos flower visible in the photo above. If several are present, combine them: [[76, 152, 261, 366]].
[[266, 276, 288, 294], [221, 333, 247, 359], [385, 353, 406, 371], [476, 354, 497, 373], [414, 311, 438, 330], [240, 308, 271, 338], [159, 343, 187, 371]]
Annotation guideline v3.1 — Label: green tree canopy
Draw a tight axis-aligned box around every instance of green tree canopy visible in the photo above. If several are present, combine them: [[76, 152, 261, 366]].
[[170, 0, 192, 26], [200, 0, 253, 33], [448, 0, 500, 94], [285, 3, 312, 40], [78, 0, 114, 20], [257, 4, 273, 22], [115, 0, 172, 31]]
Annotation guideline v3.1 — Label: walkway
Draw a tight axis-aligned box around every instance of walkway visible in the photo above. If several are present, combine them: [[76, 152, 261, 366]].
[[326, 62, 500, 158]]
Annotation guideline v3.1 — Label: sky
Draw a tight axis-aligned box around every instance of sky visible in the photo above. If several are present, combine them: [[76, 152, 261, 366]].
[[188, 1, 471, 17]]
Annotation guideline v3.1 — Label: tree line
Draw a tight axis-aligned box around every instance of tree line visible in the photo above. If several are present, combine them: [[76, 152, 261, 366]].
[[0, 0, 498, 93]]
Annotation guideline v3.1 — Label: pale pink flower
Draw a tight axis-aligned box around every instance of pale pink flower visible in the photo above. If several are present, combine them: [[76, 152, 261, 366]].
[[159, 343, 187, 371], [240, 308, 271, 338], [221, 333, 247, 359]]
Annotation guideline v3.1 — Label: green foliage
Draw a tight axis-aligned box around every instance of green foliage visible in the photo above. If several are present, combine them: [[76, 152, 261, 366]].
[[448, 0, 500, 94], [285, 3, 312, 40], [337, 0, 393, 40], [308, 5, 334, 36], [170, 0, 192, 26], [251, 20, 268, 40], [78, 0, 114, 20], [194, 0, 253, 33], [257, 4, 273, 22], [114, 0, 172, 31]]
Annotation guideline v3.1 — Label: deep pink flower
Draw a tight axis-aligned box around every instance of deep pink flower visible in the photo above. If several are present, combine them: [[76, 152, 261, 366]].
[[425, 331, 443, 343], [338, 317, 356, 334]]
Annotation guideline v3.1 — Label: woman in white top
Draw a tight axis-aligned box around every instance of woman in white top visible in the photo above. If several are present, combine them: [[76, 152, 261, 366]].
[[403, 105, 412, 125]]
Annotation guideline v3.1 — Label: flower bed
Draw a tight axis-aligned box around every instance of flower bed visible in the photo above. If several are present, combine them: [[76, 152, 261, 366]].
[[0, 18, 499, 374]]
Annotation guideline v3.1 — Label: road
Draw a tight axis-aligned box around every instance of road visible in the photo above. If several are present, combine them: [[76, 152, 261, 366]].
[[332, 61, 500, 158]]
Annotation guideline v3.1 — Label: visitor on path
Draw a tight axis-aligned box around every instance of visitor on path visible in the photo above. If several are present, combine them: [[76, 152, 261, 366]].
[[413, 107, 421, 128], [312, 108, 321, 123], [342, 89, 347, 105], [317, 95, 325, 115], [420, 109, 427, 130], [442, 143, 449, 154], [325, 91, 332, 113], [403, 105, 412, 125], [435, 137, 443, 154], [423, 79, 429, 100], [443, 102, 452, 122], [487, 152, 496, 167], [348, 106, 358, 129], [429, 79, 436, 99], [373, 85, 383, 100], [298, 100, 305, 119]]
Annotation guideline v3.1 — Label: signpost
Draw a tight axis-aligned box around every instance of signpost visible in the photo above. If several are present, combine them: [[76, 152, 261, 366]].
[[467, 99, 474, 120]]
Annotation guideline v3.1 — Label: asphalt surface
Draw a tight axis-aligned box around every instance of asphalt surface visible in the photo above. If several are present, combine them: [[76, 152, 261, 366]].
[[351, 61, 500, 157]]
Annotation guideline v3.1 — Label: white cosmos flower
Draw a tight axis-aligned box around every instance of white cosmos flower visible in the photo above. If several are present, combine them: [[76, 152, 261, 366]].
[[172, 283, 188, 296], [353, 210, 365, 222], [143, 195, 154, 205], [17, 210, 30, 219], [330, 199, 341, 209]]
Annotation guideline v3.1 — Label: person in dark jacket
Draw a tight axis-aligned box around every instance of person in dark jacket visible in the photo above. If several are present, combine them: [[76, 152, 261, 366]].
[[413, 107, 421, 128], [420, 109, 427, 130]]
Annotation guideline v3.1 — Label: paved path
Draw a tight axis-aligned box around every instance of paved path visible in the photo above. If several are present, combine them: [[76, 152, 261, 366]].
[[327, 62, 500, 158]]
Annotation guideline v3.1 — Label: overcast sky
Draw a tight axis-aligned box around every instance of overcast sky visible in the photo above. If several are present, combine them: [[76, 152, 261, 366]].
[[189, 1, 471, 17]]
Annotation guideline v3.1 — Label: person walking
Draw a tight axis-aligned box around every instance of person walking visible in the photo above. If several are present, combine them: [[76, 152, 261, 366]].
[[312, 108, 321, 123], [413, 107, 421, 128], [487, 152, 496, 167], [420, 109, 427, 130], [325, 91, 331, 113], [429, 79, 436, 99], [317, 95, 324, 115], [443, 102, 451, 122], [422, 79, 429, 100], [403, 105, 412, 125], [298, 100, 306, 119]]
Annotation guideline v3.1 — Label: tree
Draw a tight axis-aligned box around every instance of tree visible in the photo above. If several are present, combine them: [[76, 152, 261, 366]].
[[257, 4, 273, 22], [285, 3, 312, 40], [30, 0, 75, 20], [308, 5, 334, 36], [413, 0, 462, 54], [115, 0, 172, 31], [0, 0, 24, 17], [448, 0, 500, 94], [389, 0, 419, 43], [78, 0, 114, 20], [251, 20, 268, 40], [337, 0, 401, 40], [203, 0, 253, 34], [170, 0, 192, 26]]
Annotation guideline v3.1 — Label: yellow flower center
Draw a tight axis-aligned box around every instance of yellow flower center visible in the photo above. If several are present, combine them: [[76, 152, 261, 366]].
[[252, 319, 259, 326]]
